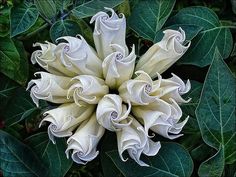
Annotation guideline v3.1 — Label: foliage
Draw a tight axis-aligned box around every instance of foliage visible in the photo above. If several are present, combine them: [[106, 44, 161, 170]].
[[0, 0, 235, 177]]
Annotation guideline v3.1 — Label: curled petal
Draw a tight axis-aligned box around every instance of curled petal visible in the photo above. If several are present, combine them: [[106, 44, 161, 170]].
[[90, 8, 128, 59], [132, 99, 172, 136], [55, 36, 102, 77], [65, 114, 105, 165], [136, 28, 190, 78], [27, 72, 73, 106], [117, 118, 161, 166], [31, 41, 76, 77], [118, 71, 162, 105], [68, 75, 109, 105], [102, 44, 136, 89], [40, 103, 95, 143], [96, 94, 132, 131], [157, 74, 191, 104]]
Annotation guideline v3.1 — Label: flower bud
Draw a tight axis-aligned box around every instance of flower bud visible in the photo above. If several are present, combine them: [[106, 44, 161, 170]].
[[136, 28, 190, 78], [65, 114, 105, 164], [102, 44, 136, 89], [90, 8, 128, 59], [40, 103, 95, 143], [27, 72, 73, 106], [96, 94, 132, 131], [68, 75, 109, 105]]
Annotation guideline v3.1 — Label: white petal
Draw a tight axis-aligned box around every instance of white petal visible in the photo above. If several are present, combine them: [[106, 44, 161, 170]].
[[66, 114, 105, 164], [90, 8, 128, 59], [96, 94, 132, 131], [135, 28, 191, 78]]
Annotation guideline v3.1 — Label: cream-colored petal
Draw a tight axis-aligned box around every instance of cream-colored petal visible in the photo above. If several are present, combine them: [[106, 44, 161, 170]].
[[68, 75, 109, 105], [96, 94, 132, 131], [135, 28, 190, 78], [65, 114, 105, 164], [90, 8, 128, 59], [39, 103, 95, 143], [27, 72, 73, 106], [102, 44, 136, 89], [55, 36, 102, 77]]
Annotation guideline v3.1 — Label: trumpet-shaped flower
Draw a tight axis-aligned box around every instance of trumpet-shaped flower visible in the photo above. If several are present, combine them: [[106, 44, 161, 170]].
[[68, 75, 109, 105], [40, 103, 95, 143], [27, 72, 73, 106], [96, 94, 132, 131], [90, 8, 128, 59], [65, 114, 105, 164], [102, 44, 136, 89], [135, 28, 190, 78], [117, 118, 161, 166], [118, 71, 162, 105], [55, 36, 103, 78]]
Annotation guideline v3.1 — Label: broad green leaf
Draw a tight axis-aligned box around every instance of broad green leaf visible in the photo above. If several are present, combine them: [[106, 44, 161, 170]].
[[72, 0, 124, 19], [129, 0, 176, 41], [0, 130, 48, 177], [0, 74, 18, 109], [3, 87, 40, 127], [55, 0, 72, 11], [191, 143, 215, 162], [196, 48, 236, 169], [0, 8, 10, 37], [166, 7, 233, 67], [26, 132, 72, 177], [50, 19, 81, 42], [34, 0, 57, 20], [198, 146, 224, 177], [107, 142, 193, 177], [10, 3, 39, 37], [0, 37, 20, 81]]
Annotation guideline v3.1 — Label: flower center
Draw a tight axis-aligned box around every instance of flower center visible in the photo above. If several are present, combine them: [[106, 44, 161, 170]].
[[64, 45, 70, 52], [111, 111, 118, 119], [115, 53, 123, 60], [145, 84, 152, 93]]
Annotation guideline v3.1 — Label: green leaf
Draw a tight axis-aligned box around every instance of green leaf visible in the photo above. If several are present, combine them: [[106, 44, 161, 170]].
[[166, 7, 233, 67], [72, 0, 124, 19], [196, 48, 236, 174], [34, 0, 57, 20], [0, 130, 48, 177], [0, 37, 20, 80], [10, 3, 39, 37], [128, 0, 176, 41], [0, 8, 10, 37], [3, 87, 40, 127], [26, 132, 72, 177], [0, 74, 18, 108], [50, 19, 81, 42], [107, 142, 193, 177], [198, 146, 224, 177]]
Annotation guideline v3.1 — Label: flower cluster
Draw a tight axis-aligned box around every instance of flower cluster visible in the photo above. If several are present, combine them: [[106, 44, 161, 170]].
[[28, 8, 191, 166]]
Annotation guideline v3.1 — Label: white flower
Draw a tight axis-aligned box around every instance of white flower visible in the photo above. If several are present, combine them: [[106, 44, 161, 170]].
[[96, 94, 132, 131], [132, 99, 171, 136], [68, 75, 109, 105], [55, 36, 103, 78], [118, 71, 162, 105], [102, 44, 136, 89], [90, 8, 128, 59], [157, 74, 191, 104], [27, 72, 73, 107], [134, 98, 188, 139], [117, 118, 161, 166], [31, 41, 76, 77], [135, 28, 190, 78], [39, 103, 95, 143], [65, 114, 105, 165]]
